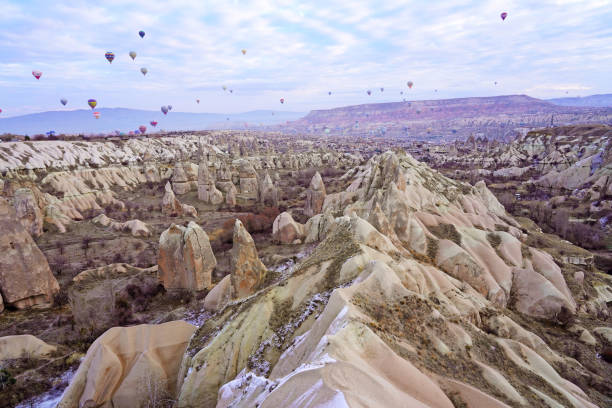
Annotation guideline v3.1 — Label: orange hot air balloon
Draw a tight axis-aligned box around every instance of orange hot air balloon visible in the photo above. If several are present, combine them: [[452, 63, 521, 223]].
[[93, 111, 100, 119]]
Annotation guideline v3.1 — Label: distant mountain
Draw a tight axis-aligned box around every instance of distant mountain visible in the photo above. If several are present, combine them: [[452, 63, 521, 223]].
[[546, 94, 612, 108], [0, 108, 306, 135], [276, 94, 612, 141]]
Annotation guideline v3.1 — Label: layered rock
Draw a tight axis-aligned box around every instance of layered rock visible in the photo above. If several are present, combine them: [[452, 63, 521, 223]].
[[0, 198, 59, 310], [58, 321, 196, 408], [171, 162, 193, 195], [272, 212, 305, 244], [230, 219, 267, 298], [304, 171, 326, 217], [197, 160, 223, 205], [158, 222, 216, 291], [237, 160, 259, 200], [13, 188, 43, 237]]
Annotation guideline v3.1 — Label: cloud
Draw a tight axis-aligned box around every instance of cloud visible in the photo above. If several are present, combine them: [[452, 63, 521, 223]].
[[0, 0, 610, 117]]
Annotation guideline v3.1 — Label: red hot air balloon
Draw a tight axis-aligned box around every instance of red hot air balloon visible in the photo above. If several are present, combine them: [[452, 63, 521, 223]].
[[161, 106, 168, 114], [93, 111, 100, 119], [280, 98, 284, 104], [501, 12, 508, 20], [139, 125, 147, 134], [32, 70, 42, 79], [0, 109, 2, 114], [150, 121, 158, 127]]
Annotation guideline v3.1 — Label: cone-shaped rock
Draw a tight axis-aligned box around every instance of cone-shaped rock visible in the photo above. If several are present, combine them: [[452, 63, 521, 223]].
[[230, 219, 267, 298]]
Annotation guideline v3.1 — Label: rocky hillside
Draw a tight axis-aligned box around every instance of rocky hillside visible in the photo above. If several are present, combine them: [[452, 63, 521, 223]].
[[55, 150, 611, 407], [277, 95, 612, 141]]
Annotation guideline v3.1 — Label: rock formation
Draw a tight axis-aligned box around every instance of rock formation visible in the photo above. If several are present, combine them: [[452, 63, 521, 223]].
[[161, 182, 197, 217], [197, 160, 223, 205], [230, 219, 267, 298], [13, 188, 43, 237], [158, 222, 216, 291], [58, 321, 196, 408], [171, 162, 192, 195], [238, 160, 259, 200], [272, 211, 305, 244], [259, 171, 278, 206], [0, 335, 56, 360], [0, 198, 59, 310], [92, 214, 151, 237], [304, 171, 326, 217], [69, 263, 159, 330]]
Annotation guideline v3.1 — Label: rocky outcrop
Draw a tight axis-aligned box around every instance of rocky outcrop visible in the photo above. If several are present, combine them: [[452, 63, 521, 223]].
[[304, 212, 336, 243], [230, 219, 267, 298], [259, 171, 278, 206], [69, 263, 159, 331], [304, 171, 326, 217], [162, 182, 197, 217], [0, 198, 59, 310], [197, 160, 223, 205], [237, 160, 259, 200], [171, 162, 193, 195], [158, 222, 216, 291], [272, 212, 305, 244], [58, 321, 196, 408], [92, 214, 151, 237], [203, 275, 232, 312], [13, 188, 43, 237], [0, 335, 57, 361]]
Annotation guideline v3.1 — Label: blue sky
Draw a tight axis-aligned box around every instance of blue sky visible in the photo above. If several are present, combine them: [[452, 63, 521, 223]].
[[0, 0, 611, 117]]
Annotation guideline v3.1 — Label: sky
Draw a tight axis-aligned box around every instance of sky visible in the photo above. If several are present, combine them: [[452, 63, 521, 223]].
[[0, 0, 611, 117]]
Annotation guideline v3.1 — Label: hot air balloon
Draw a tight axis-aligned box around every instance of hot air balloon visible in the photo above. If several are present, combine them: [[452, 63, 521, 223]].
[[229, 89, 233, 93], [380, 87, 384, 92], [222, 85, 227, 91], [196, 99, 200, 104], [328, 91, 332, 95], [129, 131, 134, 135], [150, 121, 158, 127], [105, 52, 115, 63], [139, 125, 147, 134], [400, 91, 403, 95], [0, 109, 2, 114], [494, 81, 498, 85], [367, 90, 371, 95], [500, 12, 508, 21], [139, 30, 145, 38], [280, 98, 284, 104], [32, 70, 42, 80], [161, 106, 168, 114], [241, 49, 247, 55], [88, 99, 97, 109], [168, 105, 173, 110], [140, 67, 148, 75], [60, 98, 67, 106], [135, 130, 140, 135], [407, 81, 413, 89], [93, 111, 100, 119], [129, 51, 137, 60]]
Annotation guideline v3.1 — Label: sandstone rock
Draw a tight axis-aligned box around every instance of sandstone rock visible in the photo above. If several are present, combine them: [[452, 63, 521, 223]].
[[69, 264, 159, 331], [198, 160, 223, 205], [0, 198, 59, 310], [162, 182, 184, 217], [0, 335, 56, 361], [182, 203, 198, 218], [92, 214, 151, 237], [272, 212, 305, 244], [511, 268, 575, 323], [13, 188, 43, 237], [224, 183, 237, 206], [158, 222, 216, 291], [259, 171, 278, 206], [58, 321, 196, 408], [203, 275, 232, 312], [238, 160, 258, 199], [304, 212, 335, 243], [230, 219, 267, 298], [172, 162, 192, 195], [304, 171, 326, 217]]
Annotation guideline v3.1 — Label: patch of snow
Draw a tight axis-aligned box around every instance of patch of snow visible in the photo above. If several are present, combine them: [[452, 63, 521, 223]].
[[16, 366, 77, 408]]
